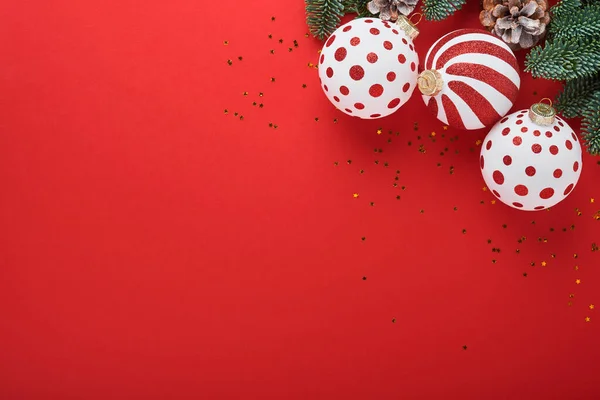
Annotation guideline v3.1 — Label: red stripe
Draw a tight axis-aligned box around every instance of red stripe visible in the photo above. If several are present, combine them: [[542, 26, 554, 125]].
[[448, 81, 501, 127], [434, 40, 517, 71], [426, 96, 438, 121], [441, 94, 466, 130], [446, 63, 519, 102], [425, 29, 487, 70]]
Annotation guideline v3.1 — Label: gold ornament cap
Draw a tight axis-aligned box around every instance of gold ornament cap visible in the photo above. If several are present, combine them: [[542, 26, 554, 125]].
[[395, 14, 420, 40], [417, 69, 443, 96], [529, 98, 556, 126]]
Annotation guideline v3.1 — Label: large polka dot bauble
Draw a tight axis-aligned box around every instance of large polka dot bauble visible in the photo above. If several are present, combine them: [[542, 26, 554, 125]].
[[318, 17, 419, 119], [480, 103, 582, 211], [418, 29, 520, 130]]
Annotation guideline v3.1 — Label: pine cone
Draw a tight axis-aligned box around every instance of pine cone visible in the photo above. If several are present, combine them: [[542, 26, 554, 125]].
[[367, 0, 419, 22], [479, 0, 550, 50]]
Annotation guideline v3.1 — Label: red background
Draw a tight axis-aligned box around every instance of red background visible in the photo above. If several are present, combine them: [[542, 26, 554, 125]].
[[1, 1, 599, 399]]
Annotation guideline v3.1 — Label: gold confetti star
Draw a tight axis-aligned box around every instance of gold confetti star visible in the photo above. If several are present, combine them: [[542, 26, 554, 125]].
[[590, 304, 595, 310], [585, 317, 591, 322], [482, 186, 487, 191], [223, 40, 229, 45], [591, 198, 595, 203], [431, 131, 436, 137], [353, 193, 359, 198], [541, 261, 547, 267], [576, 279, 581, 284], [491, 200, 496, 205], [443, 126, 449, 130], [376, 129, 382, 135], [475, 139, 482, 146], [227, 59, 233, 66]]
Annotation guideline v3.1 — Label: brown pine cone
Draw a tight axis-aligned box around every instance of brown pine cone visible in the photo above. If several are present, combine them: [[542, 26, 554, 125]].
[[367, 0, 419, 22], [479, 0, 550, 50]]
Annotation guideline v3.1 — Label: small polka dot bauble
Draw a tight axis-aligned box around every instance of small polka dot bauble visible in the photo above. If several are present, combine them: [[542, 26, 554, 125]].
[[318, 16, 419, 119], [418, 29, 520, 130], [480, 102, 582, 211]]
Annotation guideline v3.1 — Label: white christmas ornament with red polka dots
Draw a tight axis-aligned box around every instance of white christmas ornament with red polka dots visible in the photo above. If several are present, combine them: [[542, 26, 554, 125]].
[[318, 16, 419, 119], [480, 101, 582, 211], [418, 29, 520, 130]]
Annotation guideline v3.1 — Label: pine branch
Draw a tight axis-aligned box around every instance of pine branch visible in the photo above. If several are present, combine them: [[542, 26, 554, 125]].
[[550, 0, 582, 18], [422, 0, 466, 21], [581, 92, 600, 155], [342, 0, 373, 18], [556, 73, 600, 118], [306, 0, 345, 40], [550, 5, 600, 41], [525, 38, 600, 80]]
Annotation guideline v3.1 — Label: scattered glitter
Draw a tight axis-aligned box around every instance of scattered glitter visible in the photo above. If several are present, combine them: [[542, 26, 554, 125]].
[[576, 279, 581, 284]]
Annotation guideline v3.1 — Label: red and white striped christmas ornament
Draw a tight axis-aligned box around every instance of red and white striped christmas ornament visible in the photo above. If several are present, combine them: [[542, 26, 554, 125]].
[[418, 29, 520, 130], [480, 101, 582, 211], [318, 16, 419, 119]]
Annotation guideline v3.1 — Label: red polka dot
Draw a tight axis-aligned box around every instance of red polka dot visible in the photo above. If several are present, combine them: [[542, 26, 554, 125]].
[[573, 161, 579, 172], [349, 65, 364, 80], [493, 170, 505, 185], [572, 132, 578, 141], [502, 127, 510, 136], [558, 120, 564, 127], [486, 140, 492, 150], [383, 22, 391, 28], [503, 155, 512, 165], [410, 62, 416, 71], [514, 185, 529, 196], [539, 187, 554, 199], [545, 131, 552, 138], [383, 41, 393, 50], [369, 84, 384, 97], [549, 145, 559, 155], [480, 155, 485, 169], [531, 144, 542, 153], [326, 34, 336, 47], [343, 25, 352, 32], [409, 44, 414, 51], [516, 120, 523, 125], [492, 190, 501, 198], [370, 114, 381, 118], [402, 82, 410, 92], [513, 202, 523, 208], [392, 29, 399, 34], [521, 127, 528, 133], [333, 96, 340, 102], [364, 19, 373, 23], [323, 85, 328, 92], [398, 54, 406, 64], [344, 108, 353, 113], [402, 38, 408, 45], [320, 54, 324, 64], [564, 183, 575, 195], [517, 114, 524, 118], [525, 166, 536, 176], [387, 72, 396, 82], [533, 130, 541, 136], [367, 52, 378, 63], [513, 136, 522, 146], [326, 67, 334, 78], [354, 103, 364, 110], [335, 47, 347, 61], [387, 98, 400, 108], [500, 117, 508, 123], [370, 28, 380, 35], [534, 206, 545, 210], [553, 169, 563, 178], [339, 86, 349, 95], [565, 140, 573, 150], [554, 125, 560, 132], [350, 37, 360, 46]]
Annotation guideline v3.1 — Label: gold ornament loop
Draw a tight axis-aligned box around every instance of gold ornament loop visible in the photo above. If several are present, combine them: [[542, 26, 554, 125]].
[[529, 98, 556, 126], [417, 69, 443, 96], [395, 15, 420, 40], [409, 13, 423, 26]]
